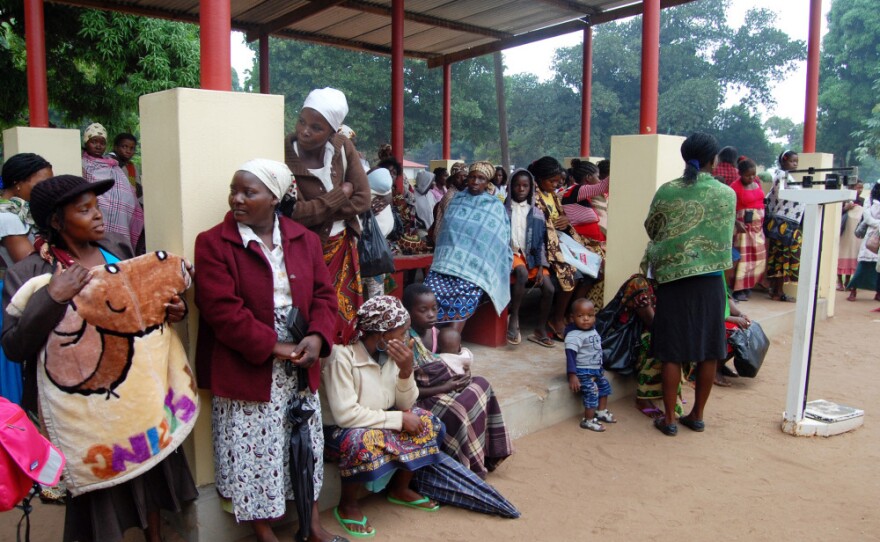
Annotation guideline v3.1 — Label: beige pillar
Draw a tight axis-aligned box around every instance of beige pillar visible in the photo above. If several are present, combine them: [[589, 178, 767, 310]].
[[788, 152, 838, 317], [2, 126, 81, 175], [139, 88, 285, 541], [429, 159, 458, 172], [604, 134, 685, 301], [139, 88, 284, 484]]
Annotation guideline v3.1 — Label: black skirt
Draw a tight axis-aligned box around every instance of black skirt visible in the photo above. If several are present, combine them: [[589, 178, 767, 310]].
[[652, 274, 727, 363], [63, 447, 198, 542]]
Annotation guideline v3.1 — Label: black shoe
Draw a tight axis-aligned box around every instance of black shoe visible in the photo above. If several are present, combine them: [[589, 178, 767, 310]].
[[653, 418, 678, 436]]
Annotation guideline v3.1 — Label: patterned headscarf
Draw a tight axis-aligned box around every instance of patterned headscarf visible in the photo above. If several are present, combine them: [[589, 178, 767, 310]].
[[451, 162, 467, 174], [469, 161, 495, 181], [356, 295, 409, 336], [238, 158, 295, 201], [82, 123, 107, 145]]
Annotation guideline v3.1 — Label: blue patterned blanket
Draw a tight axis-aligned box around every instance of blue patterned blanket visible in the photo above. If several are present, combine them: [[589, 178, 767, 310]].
[[432, 191, 512, 315]]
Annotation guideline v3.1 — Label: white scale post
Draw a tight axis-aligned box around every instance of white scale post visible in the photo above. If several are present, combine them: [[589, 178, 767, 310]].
[[779, 188, 864, 436]]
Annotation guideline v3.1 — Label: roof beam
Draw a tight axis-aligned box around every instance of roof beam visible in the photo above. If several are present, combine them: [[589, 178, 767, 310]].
[[245, 0, 347, 42], [339, 0, 512, 40], [275, 27, 436, 60], [47, 0, 201, 26], [426, 18, 587, 68], [591, 0, 694, 24], [531, 0, 598, 15], [426, 0, 698, 68]]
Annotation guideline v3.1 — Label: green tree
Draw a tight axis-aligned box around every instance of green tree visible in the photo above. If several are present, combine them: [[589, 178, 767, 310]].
[[0, 2, 200, 137], [546, 0, 804, 159], [764, 116, 804, 151], [712, 105, 774, 166], [244, 38, 498, 163], [817, 0, 880, 170]]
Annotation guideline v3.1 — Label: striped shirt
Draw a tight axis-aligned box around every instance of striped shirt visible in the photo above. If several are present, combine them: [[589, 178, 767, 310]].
[[560, 177, 610, 226]]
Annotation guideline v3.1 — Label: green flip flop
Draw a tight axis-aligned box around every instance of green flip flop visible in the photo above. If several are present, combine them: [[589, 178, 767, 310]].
[[386, 495, 440, 512], [333, 507, 376, 538]]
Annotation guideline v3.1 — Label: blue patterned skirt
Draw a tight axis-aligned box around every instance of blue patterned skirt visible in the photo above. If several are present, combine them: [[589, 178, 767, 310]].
[[324, 406, 443, 484], [424, 271, 485, 322]]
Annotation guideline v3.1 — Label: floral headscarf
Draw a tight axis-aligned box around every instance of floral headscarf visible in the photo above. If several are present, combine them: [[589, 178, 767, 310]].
[[355, 295, 409, 339]]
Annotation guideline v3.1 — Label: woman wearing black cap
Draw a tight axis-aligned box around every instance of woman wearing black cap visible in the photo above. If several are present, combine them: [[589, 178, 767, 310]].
[[0, 153, 53, 406], [1, 174, 196, 542]]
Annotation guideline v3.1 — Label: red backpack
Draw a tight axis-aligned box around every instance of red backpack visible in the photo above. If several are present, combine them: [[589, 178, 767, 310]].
[[0, 397, 65, 512]]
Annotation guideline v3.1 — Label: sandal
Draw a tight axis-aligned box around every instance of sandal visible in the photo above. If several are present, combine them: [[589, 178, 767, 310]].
[[386, 495, 440, 512], [595, 409, 617, 423], [334, 507, 376, 538], [527, 334, 556, 348], [679, 415, 706, 432], [714, 374, 732, 387], [638, 406, 664, 419], [579, 417, 605, 432], [847, 290, 857, 302], [719, 365, 739, 378], [653, 417, 678, 436], [506, 330, 521, 345], [545, 322, 565, 342]]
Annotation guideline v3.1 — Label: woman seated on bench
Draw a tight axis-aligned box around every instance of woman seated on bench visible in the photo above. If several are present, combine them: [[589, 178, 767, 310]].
[[403, 284, 513, 478], [321, 296, 444, 539], [424, 161, 512, 333]]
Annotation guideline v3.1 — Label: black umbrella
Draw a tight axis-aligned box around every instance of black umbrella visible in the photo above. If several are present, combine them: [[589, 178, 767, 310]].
[[412, 452, 520, 519], [288, 395, 316, 542]]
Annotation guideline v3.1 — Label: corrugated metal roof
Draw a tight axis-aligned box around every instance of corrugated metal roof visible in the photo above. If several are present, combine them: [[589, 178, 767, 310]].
[[53, 0, 698, 64]]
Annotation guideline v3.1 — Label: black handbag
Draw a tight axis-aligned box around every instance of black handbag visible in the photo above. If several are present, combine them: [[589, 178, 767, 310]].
[[358, 211, 395, 277], [595, 285, 647, 376], [728, 321, 770, 378]]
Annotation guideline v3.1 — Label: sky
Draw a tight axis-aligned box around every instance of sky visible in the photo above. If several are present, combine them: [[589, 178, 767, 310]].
[[230, 0, 833, 123]]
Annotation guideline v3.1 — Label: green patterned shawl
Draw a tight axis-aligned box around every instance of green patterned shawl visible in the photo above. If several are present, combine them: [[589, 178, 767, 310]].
[[644, 172, 736, 284]]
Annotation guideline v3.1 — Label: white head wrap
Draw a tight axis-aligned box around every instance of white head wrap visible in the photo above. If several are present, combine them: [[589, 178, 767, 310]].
[[302, 87, 349, 131], [237, 159, 295, 201], [415, 170, 434, 195], [367, 168, 393, 195]]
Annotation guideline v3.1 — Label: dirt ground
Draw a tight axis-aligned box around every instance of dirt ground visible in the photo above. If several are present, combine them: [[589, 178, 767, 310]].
[[4, 290, 879, 542]]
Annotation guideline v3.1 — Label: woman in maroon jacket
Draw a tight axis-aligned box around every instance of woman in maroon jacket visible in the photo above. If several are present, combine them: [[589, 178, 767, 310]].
[[194, 159, 342, 542]]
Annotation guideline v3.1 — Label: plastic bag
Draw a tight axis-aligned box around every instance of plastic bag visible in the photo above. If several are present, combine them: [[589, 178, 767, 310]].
[[729, 322, 770, 378], [357, 211, 395, 277]]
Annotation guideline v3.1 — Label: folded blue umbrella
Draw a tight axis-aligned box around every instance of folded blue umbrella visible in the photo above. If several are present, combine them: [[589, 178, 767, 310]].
[[412, 452, 520, 519]]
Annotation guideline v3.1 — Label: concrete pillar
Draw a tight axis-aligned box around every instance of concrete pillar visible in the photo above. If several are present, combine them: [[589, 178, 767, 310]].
[[790, 152, 838, 317], [2, 126, 81, 175], [139, 88, 285, 541], [604, 134, 685, 301]]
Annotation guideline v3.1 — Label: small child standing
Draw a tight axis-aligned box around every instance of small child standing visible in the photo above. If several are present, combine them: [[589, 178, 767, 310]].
[[566, 298, 616, 432]]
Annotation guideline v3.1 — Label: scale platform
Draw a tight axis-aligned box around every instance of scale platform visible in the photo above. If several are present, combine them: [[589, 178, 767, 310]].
[[783, 399, 864, 437]]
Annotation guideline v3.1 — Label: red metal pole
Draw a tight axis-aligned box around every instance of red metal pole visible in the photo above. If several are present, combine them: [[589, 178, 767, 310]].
[[259, 34, 270, 94], [442, 63, 451, 160], [24, 0, 49, 127], [580, 25, 593, 157], [200, 0, 231, 91], [639, 0, 660, 134], [802, 0, 821, 153], [391, 0, 404, 169]]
